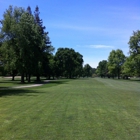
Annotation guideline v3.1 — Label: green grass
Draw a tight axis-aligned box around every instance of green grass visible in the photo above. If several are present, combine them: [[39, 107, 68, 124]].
[[0, 76, 47, 88], [0, 78, 140, 140]]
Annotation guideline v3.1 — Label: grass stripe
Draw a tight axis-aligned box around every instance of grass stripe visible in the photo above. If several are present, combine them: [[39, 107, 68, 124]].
[[0, 78, 140, 139]]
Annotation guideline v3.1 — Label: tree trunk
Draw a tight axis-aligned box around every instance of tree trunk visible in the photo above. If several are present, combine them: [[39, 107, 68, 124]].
[[12, 70, 15, 81], [25, 73, 28, 81], [36, 74, 40, 81], [117, 69, 120, 79], [21, 73, 25, 83], [12, 74, 15, 81], [48, 75, 50, 80], [69, 72, 72, 79], [28, 74, 31, 83]]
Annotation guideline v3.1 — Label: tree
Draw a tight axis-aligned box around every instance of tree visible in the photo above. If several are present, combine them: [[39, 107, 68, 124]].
[[43, 54, 55, 80], [96, 60, 108, 78], [73, 52, 83, 77], [34, 6, 53, 81], [122, 56, 135, 78], [128, 30, 140, 76], [0, 5, 54, 82], [27, 6, 32, 15], [54, 48, 83, 78], [108, 49, 126, 79], [0, 6, 25, 81], [16, 11, 42, 82], [83, 64, 92, 77]]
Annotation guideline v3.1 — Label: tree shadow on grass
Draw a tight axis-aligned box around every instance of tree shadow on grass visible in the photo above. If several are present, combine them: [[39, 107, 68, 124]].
[[116, 78, 140, 83], [0, 88, 38, 97], [49, 80, 70, 84], [0, 79, 75, 97], [130, 79, 140, 82], [40, 80, 71, 88], [0, 80, 21, 84], [49, 79, 71, 84]]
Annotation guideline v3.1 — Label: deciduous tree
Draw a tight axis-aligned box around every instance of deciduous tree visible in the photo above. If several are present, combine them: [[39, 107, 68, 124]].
[[96, 60, 108, 78], [108, 49, 125, 79], [0, 6, 25, 81], [128, 30, 140, 76], [122, 56, 135, 78], [83, 64, 92, 77], [55, 48, 83, 78]]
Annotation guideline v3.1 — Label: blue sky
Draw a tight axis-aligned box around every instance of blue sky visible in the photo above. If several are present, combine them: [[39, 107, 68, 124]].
[[0, 0, 140, 68]]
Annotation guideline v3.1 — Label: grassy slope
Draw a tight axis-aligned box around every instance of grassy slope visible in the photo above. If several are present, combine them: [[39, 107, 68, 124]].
[[0, 78, 140, 140]]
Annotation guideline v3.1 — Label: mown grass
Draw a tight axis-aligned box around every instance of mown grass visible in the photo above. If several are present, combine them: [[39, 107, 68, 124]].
[[0, 76, 48, 88], [0, 78, 140, 140]]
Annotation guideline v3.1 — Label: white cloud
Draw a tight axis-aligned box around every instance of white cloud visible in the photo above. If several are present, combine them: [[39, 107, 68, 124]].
[[48, 23, 107, 32], [76, 44, 115, 49], [88, 45, 115, 49]]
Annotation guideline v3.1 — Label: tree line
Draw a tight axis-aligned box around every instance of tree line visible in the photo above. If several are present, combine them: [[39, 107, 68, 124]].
[[0, 5, 93, 82], [96, 30, 140, 79]]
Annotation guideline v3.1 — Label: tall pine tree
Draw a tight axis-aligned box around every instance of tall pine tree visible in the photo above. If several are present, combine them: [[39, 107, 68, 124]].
[[34, 6, 54, 81]]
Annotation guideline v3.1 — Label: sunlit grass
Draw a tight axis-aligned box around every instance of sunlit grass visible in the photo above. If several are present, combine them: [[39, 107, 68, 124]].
[[0, 78, 140, 139]]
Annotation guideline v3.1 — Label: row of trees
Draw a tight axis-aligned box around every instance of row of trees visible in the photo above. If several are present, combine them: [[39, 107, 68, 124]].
[[48, 48, 93, 79], [0, 5, 54, 82], [0, 6, 93, 82], [96, 30, 140, 79]]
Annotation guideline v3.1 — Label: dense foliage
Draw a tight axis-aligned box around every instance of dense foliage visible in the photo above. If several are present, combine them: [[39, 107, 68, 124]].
[[0, 6, 54, 82], [96, 60, 108, 78], [0, 6, 90, 81], [83, 64, 93, 77], [54, 48, 83, 78], [128, 30, 140, 76], [108, 49, 126, 79], [96, 30, 140, 79]]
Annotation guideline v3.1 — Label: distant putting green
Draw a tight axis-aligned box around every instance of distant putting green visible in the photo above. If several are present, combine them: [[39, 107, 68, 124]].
[[0, 78, 140, 140]]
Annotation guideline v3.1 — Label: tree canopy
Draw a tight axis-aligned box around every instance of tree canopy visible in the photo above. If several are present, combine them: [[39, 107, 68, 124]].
[[54, 48, 83, 78], [96, 60, 108, 78], [0, 5, 53, 82], [96, 30, 140, 79], [83, 64, 93, 77], [107, 49, 126, 79], [128, 30, 140, 76]]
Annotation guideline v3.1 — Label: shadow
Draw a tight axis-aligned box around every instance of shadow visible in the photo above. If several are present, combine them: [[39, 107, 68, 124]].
[[0, 77, 76, 85], [130, 79, 140, 82], [0, 80, 70, 97], [0, 79, 48, 85], [98, 77, 140, 84], [40, 79, 71, 88], [0, 88, 38, 97], [49, 80, 70, 84], [77, 78, 91, 80], [0, 87, 9, 89], [0, 81, 20, 84]]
